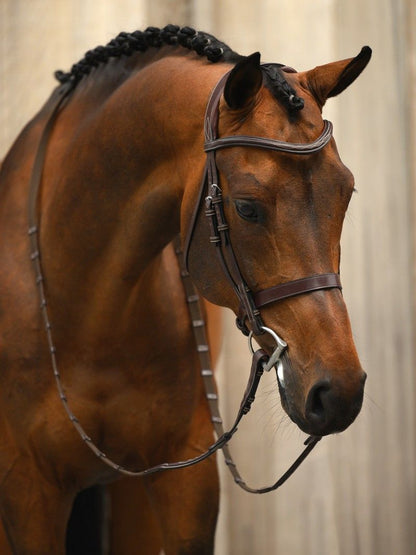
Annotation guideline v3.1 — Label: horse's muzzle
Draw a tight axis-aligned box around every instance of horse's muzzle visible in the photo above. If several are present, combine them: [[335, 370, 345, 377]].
[[302, 372, 366, 435]]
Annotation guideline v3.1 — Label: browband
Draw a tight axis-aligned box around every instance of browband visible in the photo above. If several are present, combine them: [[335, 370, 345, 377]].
[[205, 119, 333, 155]]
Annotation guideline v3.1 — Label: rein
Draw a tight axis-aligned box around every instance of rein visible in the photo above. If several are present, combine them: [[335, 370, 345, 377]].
[[175, 239, 322, 493], [27, 68, 336, 492]]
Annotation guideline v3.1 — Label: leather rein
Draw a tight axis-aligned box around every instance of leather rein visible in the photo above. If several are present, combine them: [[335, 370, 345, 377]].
[[27, 68, 340, 493]]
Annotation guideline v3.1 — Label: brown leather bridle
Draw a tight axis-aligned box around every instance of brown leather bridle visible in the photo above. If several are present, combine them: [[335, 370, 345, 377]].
[[183, 70, 341, 338]]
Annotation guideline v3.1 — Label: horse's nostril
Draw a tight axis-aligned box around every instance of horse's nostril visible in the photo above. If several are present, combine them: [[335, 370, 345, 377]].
[[305, 379, 331, 424], [303, 375, 365, 435]]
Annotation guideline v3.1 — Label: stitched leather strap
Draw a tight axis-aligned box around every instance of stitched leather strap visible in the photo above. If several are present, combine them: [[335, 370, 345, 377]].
[[205, 119, 333, 155], [28, 82, 74, 235], [254, 273, 342, 308]]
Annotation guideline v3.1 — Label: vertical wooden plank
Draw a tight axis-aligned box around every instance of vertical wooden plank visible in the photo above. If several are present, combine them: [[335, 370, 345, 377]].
[[334, 1, 416, 554], [0, 0, 148, 158], [147, 0, 191, 27]]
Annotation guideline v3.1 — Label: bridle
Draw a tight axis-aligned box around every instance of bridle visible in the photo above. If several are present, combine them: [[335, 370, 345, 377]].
[[183, 70, 340, 338], [27, 67, 341, 493]]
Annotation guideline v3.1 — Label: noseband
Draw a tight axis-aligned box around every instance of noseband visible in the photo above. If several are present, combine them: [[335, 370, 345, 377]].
[[183, 70, 341, 338]]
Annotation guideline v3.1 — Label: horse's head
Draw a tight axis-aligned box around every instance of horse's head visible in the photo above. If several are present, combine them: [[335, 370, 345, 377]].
[[184, 47, 371, 437]]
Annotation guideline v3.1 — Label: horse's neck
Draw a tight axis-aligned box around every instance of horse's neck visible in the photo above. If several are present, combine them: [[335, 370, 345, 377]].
[[39, 57, 225, 339]]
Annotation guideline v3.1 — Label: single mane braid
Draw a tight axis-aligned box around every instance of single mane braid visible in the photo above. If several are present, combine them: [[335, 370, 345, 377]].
[[54, 25, 239, 85], [262, 64, 304, 112]]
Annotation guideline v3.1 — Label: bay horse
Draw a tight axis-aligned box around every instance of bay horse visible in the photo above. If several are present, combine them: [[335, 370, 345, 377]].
[[0, 25, 371, 554]]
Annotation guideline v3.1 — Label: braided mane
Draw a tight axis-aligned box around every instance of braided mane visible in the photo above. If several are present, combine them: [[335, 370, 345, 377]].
[[55, 25, 241, 85], [55, 24, 303, 112]]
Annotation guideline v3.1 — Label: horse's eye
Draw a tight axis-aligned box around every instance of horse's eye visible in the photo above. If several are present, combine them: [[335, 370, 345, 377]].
[[234, 199, 258, 222]]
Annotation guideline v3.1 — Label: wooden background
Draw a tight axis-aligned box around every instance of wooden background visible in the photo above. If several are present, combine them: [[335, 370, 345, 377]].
[[1, 1, 415, 553]]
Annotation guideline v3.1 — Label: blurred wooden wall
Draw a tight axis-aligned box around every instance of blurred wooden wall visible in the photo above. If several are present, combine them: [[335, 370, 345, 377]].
[[1, 1, 415, 554]]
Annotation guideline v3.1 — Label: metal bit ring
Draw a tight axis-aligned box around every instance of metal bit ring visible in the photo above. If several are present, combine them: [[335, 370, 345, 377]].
[[248, 326, 287, 372]]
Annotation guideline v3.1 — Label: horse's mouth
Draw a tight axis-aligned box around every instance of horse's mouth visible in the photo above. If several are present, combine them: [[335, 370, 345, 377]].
[[277, 361, 285, 388], [275, 363, 289, 412], [274, 359, 310, 433], [276, 378, 310, 434]]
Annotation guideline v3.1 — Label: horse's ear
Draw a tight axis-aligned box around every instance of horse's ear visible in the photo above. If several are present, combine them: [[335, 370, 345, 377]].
[[224, 52, 263, 110], [306, 46, 372, 107]]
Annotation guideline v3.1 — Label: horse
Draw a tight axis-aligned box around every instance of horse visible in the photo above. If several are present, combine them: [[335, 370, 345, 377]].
[[0, 24, 371, 554]]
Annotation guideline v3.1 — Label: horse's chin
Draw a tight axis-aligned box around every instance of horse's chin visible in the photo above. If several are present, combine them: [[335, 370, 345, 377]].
[[276, 368, 325, 436], [276, 383, 313, 436]]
